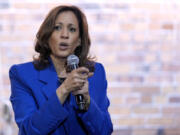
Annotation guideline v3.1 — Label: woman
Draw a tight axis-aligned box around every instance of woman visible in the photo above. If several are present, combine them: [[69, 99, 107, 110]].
[[9, 5, 113, 135]]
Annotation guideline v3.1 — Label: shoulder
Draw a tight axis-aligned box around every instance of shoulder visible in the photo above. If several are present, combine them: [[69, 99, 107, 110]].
[[94, 62, 106, 74], [90, 62, 106, 80], [9, 61, 35, 72], [9, 61, 37, 80]]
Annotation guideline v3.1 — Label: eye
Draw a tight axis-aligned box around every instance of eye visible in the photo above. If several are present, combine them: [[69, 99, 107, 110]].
[[69, 27, 76, 32], [54, 25, 62, 31]]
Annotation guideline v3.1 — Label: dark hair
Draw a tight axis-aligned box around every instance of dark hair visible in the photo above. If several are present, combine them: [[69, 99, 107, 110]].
[[33, 5, 95, 72]]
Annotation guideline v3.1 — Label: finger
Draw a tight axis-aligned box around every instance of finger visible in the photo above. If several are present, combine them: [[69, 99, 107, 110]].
[[70, 72, 87, 80], [73, 79, 86, 87], [72, 89, 88, 96], [72, 71, 88, 80], [78, 73, 88, 79], [72, 80, 88, 93], [73, 77, 86, 83], [71, 90, 79, 96], [76, 67, 89, 74]]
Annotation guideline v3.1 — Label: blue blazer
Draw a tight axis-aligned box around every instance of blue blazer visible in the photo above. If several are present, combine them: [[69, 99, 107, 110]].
[[9, 59, 113, 135]]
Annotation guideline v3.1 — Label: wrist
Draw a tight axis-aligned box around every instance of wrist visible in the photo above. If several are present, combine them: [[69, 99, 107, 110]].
[[60, 84, 69, 96], [56, 84, 69, 104]]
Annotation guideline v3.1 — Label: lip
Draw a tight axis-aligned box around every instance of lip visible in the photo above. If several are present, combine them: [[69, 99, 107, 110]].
[[59, 42, 69, 50]]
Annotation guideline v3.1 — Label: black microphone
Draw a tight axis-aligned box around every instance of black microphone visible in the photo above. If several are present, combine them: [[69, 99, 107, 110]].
[[67, 54, 86, 111]]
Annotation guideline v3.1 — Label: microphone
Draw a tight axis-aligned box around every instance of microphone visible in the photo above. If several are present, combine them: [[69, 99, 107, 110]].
[[67, 54, 86, 111]]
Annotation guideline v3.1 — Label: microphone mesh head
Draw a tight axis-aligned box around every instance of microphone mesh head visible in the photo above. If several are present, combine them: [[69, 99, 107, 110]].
[[67, 54, 79, 66]]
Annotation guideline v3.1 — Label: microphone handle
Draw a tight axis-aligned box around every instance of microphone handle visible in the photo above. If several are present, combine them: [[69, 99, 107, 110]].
[[76, 94, 85, 111]]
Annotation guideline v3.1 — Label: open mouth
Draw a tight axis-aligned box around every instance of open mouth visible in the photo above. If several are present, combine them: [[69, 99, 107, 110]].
[[59, 42, 69, 50]]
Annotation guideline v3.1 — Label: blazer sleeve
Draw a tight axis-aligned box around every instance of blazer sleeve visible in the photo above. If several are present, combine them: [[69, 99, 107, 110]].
[[78, 63, 113, 135], [9, 65, 69, 135]]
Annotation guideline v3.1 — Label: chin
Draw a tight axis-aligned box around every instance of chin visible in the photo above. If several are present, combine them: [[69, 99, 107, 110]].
[[52, 50, 74, 59], [57, 52, 71, 58]]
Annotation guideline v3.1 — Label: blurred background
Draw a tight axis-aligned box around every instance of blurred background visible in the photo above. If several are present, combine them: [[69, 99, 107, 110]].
[[1, 0, 180, 135]]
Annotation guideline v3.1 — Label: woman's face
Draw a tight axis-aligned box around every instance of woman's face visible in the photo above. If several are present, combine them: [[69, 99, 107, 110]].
[[48, 11, 80, 59]]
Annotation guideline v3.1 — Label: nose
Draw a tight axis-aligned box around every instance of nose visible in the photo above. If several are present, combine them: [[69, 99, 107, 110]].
[[60, 28, 69, 39]]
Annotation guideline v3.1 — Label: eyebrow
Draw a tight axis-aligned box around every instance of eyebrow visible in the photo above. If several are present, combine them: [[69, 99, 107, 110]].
[[55, 22, 77, 27]]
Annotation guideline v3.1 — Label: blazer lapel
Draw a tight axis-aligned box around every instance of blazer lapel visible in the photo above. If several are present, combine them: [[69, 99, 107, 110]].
[[39, 62, 59, 100]]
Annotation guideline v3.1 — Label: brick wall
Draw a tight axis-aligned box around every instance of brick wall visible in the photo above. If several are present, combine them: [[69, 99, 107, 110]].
[[1, 0, 180, 135]]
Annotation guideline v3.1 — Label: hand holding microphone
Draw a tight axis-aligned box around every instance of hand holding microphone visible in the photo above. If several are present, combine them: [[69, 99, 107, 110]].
[[62, 67, 89, 93], [63, 54, 91, 111]]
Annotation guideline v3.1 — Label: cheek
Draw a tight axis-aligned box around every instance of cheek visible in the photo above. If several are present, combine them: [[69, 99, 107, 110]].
[[48, 43, 57, 55], [49, 44, 54, 52], [71, 40, 80, 52], [72, 36, 80, 47], [48, 36, 58, 51]]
